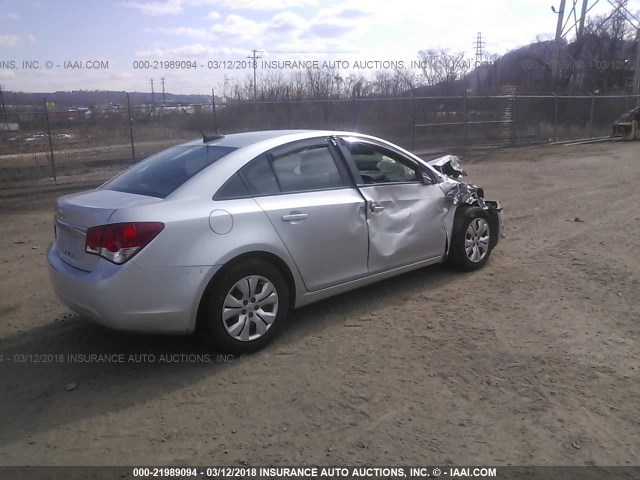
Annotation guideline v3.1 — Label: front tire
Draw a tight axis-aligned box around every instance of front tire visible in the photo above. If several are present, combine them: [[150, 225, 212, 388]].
[[199, 259, 290, 353], [448, 205, 493, 271]]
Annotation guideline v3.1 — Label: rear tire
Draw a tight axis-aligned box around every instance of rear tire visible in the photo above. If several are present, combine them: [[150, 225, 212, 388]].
[[448, 205, 493, 271], [198, 259, 290, 353]]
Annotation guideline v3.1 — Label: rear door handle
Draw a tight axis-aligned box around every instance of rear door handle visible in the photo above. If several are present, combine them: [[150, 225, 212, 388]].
[[368, 201, 385, 213], [281, 213, 308, 222]]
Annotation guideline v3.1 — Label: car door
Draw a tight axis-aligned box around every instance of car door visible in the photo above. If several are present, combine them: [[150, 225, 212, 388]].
[[241, 139, 369, 292], [336, 136, 447, 273]]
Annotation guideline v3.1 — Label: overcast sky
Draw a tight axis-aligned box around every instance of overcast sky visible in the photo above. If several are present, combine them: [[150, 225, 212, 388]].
[[0, 0, 636, 95]]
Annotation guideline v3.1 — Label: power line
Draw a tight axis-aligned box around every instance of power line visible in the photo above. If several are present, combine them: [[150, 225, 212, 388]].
[[264, 50, 358, 54]]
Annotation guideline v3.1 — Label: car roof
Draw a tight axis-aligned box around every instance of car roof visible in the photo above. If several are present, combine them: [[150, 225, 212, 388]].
[[179, 129, 340, 149]]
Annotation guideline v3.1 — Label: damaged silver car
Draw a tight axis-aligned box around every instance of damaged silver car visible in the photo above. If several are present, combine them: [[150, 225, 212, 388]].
[[48, 130, 504, 353]]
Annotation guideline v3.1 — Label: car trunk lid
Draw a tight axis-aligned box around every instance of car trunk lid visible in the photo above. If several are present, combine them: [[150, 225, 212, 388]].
[[54, 189, 162, 271]]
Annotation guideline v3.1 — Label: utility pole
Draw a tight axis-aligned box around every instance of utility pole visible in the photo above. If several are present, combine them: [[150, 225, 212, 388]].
[[161, 77, 166, 105], [551, 0, 567, 82], [473, 32, 486, 92], [473, 32, 485, 65], [578, 0, 589, 38], [247, 49, 262, 101], [150, 78, 155, 106]]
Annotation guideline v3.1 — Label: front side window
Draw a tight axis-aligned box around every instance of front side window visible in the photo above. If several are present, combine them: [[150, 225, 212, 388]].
[[343, 141, 418, 185], [271, 146, 346, 192], [103, 145, 236, 198]]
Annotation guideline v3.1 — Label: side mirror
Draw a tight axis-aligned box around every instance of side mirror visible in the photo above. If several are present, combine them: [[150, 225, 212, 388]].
[[421, 172, 435, 185]]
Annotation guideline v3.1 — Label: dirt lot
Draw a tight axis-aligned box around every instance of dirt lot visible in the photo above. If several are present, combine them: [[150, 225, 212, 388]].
[[0, 141, 638, 467]]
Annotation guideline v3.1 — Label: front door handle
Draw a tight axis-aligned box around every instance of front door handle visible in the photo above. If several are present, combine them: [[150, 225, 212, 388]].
[[368, 201, 385, 213], [282, 213, 308, 222]]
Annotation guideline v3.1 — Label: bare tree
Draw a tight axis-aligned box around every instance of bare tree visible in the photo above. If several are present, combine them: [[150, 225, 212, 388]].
[[257, 71, 288, 101], [417, 48, 470, 86], [370, 69, 424, 96], [222, 64, 421, 102], [343, 73, 373, 98], [304, 67, 341, 99], [224, 77, 248, 101], [568, 8, 638, 92], [289, 70, 307, 100], [585, 10, 635, 41]]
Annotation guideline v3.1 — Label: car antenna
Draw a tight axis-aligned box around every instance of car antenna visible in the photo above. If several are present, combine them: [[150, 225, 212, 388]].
[[180, 107, 224, 143]]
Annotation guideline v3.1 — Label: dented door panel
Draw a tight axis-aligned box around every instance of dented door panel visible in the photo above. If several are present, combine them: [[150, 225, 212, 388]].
[[358, 183, 447, 273], [255, 189, 369, 292]]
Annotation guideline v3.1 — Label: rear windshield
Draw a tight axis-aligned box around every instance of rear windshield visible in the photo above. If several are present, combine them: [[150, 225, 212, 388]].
[[103, 145, 237, 198]]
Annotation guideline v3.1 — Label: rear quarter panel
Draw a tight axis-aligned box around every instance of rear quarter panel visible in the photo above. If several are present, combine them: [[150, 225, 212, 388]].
[[108, 197, 292, 268]]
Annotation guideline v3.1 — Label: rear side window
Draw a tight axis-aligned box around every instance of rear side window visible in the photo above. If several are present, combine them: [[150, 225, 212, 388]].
[[214, 173, 250, 199], [103, 145, 236, 198], [241, 154, 280, 196], [271, 146, 346, 192]]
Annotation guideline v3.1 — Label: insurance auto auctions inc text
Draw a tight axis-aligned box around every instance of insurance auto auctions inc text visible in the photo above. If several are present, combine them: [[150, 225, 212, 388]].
[[201, 466, 498, 478], [258, 59, 496, 70]]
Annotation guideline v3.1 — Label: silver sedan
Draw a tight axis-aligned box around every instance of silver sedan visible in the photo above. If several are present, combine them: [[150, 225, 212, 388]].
[[47, 130, 504, 352]]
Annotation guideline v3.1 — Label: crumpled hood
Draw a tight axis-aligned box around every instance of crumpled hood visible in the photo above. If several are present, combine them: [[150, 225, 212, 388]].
[[427, 155, 467, 179]]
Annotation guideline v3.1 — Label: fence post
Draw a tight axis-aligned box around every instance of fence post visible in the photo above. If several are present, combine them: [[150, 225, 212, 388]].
[[589, 93, 595, 138], [286, 87, 292, 129], [126, 93, 136, 163], [411, 93, 416, 151], [553, 93, 559, 142], [626, 94, 630, 111], [351, 89, 357, 131], [43, 98, 56, 182], [0, 84, 9, 131], [463, 88, 468, 148], [211, 88, 218, 134], [510, 94, 517, 146]]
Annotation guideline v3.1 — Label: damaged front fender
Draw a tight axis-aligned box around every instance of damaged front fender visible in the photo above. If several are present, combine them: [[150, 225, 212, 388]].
[[438, 175, 505, 257], [440, 179, 485, 207]]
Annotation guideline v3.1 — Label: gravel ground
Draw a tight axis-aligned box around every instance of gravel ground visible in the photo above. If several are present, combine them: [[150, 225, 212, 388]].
[[0, 141, 638, 467]]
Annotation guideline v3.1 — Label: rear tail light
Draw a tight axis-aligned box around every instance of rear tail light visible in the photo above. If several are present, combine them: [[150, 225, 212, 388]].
[[85, 222, 164, 264]]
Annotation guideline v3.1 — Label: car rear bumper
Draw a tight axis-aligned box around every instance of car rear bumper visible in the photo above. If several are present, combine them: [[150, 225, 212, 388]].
[[47, 244, 218, 334]]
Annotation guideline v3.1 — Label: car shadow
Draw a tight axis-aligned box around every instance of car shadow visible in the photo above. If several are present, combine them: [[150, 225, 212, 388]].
[[280, 264, 463, 343], [0, 263, 463, 448], [0, 318, 221, 449]]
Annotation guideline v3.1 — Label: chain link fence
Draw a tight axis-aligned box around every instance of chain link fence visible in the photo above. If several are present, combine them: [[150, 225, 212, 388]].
[[1, 93, 638, 183]]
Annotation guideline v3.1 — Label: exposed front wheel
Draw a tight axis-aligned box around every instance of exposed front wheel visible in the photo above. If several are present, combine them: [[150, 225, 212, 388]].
[[448, 206, 493, 271], [199, 259, 290, 353]]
